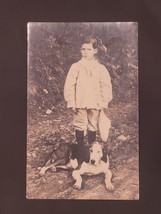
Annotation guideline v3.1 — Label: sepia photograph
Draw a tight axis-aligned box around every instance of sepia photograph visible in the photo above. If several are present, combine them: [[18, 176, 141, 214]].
[[27, 22, 139, 200]]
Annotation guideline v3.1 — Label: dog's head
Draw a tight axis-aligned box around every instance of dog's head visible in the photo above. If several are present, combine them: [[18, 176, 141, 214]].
[[89, 141, 107, 166]]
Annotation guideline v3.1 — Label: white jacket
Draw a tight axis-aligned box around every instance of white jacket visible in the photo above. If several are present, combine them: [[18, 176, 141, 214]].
[[64, 59, 112, 109]]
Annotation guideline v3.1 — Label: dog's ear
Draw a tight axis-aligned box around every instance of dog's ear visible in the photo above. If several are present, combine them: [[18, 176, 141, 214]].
[[84, 146, 90, 163], [101, 149, 107, 162]]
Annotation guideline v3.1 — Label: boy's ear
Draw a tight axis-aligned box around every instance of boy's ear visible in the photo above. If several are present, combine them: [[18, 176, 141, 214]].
[[84, 148, 90, 163], [94, 48, 98, 54]]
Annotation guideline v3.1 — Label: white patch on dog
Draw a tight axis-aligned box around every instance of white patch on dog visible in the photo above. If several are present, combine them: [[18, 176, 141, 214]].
[[70, 158, 78, 169], [89, 141, 103, 166], [72, 141, 115, 191]]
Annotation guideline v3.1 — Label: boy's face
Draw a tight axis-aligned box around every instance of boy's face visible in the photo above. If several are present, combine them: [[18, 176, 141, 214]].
[[80, 43, 98, 60]]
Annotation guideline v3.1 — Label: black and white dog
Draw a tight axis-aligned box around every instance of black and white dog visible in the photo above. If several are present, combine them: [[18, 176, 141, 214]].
[[39, 141, 115, 191]]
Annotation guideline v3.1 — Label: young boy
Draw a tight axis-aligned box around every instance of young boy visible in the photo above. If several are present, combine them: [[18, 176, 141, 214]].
[[64, 36, 112, 145]]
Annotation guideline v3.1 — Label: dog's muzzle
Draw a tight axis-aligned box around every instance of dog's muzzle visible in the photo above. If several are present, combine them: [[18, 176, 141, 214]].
[[90, 159, 96, 165]]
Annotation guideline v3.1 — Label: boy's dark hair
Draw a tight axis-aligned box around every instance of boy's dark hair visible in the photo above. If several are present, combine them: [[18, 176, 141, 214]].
[[82, 36, 107, 53]]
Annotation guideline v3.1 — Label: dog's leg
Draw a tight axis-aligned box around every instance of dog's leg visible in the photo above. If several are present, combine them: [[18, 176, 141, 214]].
[[72, 162, 87, 189], [40, 158, 68, 175], [72, 170, 83, 190], [39, 162, 57, 175], [104, 169, 115, 191], [70, 158, 78, 169]]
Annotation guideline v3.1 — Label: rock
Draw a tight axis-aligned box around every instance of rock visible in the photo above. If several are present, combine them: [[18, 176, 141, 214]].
[[60, 136, 66, 141], [46, 109, 52, 115], [43, 89, 48, 94], [117, 135, 127, 141], [58, 180, 63, 184], [32, 152, 37, 158]]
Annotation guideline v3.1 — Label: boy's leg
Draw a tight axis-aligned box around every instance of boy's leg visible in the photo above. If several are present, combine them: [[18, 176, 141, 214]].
[[87, 109, 100, 143], [87, 130, 96, 144], [75, 130, 84, 145], [73, 109, 88, 144]]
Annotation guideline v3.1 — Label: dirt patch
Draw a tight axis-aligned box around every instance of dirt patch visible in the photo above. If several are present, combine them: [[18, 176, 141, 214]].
[[26, 102, 139, 200]]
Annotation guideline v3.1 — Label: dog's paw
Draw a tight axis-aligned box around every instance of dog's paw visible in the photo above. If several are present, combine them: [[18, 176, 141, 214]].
[[39, 168, 46, 176], [73, 182, 82, 190], [39, 166, 57, 175], [106, 183, 115, 191], [50, 167, 57, 173]]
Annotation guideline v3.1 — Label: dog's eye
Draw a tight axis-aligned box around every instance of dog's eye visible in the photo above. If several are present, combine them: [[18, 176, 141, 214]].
[[97, 151, 101, 153]]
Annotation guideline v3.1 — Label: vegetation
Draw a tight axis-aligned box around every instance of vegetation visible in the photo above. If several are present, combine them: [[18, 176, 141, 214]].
[[27, 22, 138, 116]]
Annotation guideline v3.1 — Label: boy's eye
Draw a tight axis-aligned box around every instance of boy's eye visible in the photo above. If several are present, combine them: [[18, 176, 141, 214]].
[[89, 149, 93, 152], [81, 48, 91, 51]]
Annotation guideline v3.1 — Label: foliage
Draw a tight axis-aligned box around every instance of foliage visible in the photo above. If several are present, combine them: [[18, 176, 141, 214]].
[[27, 22, 138, 116]]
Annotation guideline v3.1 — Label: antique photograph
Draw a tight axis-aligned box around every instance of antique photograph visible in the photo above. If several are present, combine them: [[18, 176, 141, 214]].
[[27, 22, 139, 199]]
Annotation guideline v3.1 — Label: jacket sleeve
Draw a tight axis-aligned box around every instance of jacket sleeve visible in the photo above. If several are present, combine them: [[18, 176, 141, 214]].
[[64, 63, 78, 108], [100, 66, 113, 108]]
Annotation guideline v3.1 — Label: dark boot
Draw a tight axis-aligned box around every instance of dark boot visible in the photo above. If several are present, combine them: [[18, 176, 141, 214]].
[[88, 130, 96, 144], [75, 130, 84, 145]]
